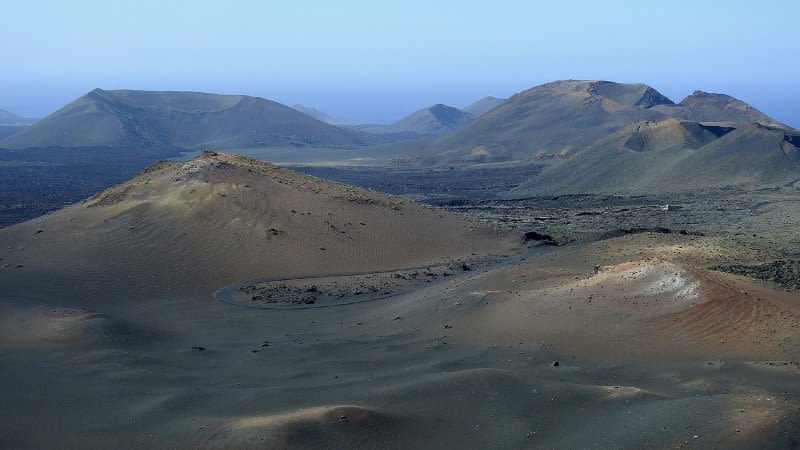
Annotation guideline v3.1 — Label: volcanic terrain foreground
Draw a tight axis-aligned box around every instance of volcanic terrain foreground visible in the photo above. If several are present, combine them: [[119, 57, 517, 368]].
[[0, 151, 511, 299], [1, 153, 800, 448]]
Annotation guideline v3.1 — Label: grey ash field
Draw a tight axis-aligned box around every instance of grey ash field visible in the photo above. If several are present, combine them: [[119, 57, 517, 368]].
[[1, 80, 800, 449]]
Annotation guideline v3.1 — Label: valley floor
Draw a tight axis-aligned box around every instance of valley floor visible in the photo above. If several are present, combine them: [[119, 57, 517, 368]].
[[2, 231, 800, 448], [290, 166, 800, 257]]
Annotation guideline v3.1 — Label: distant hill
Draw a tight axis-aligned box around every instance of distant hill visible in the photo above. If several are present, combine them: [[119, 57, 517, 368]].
[[0, 89, 366, 150], [0, 108, 23, 124], [0, 108, 37, 126], [461, 96, 506, 117], [0, 108, 38, 141], [387, 104, 474, 136], [292, 104, 353, 126], [651, 90, 787, 127], [428, 80, 673, 162], [508, 119, 800, 195], [350, 104, 474, 136]]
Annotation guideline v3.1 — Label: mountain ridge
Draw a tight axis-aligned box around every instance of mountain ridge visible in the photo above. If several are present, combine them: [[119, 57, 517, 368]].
[[0, 89, 367, 150], [462, 96, 507, 117], [292, 104, 353, 126], [426, 80, 790, 163]]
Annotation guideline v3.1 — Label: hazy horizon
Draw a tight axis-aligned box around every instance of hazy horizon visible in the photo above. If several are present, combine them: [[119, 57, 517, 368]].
[[2, 0, 798, 126]]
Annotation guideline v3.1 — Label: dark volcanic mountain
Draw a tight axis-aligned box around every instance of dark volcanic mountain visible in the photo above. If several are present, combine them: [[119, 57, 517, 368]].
[[0, 89, 366, 150], [461, 96, 506, 117], [387, 104, 474, 136], [509, 118, 800, 195], [428, 80, 673, 162], [651, 90, 787, 127], [426, 80, 791, 164]]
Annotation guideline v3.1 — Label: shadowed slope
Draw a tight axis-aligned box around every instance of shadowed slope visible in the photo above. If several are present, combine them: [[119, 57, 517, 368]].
[[511, 119, 800, 195]]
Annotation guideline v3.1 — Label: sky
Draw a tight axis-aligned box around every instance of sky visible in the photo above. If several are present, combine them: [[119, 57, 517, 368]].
[[1, 0, 798, 126]]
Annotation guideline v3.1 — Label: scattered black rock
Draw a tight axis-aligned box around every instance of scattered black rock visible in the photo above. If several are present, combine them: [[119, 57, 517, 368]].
[[598, 227, 704, 240], [551, 361, 559, 367], [712, 260, 800, 290], [461, 263, 473, 271], [523, 231, 557, 244], [191, 346, 205, 352], [629, 226, 671, 234]]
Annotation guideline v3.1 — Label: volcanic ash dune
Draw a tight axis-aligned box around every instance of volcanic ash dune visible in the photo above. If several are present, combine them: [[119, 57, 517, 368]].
[[0, 304, 159, 349], [197, 406, 419, 449], [0, 151, 512, 299], [454, 235, 800, 360]]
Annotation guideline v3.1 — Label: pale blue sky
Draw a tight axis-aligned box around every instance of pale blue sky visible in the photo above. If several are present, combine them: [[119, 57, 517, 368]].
[[1, 0, 797, 125]]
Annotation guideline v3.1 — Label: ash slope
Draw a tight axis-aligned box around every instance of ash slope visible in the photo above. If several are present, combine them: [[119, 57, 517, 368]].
[[461, 96, 507, 117], [0, 151, 511, 298], [292, 104, 353, 126], [510, 119, 800, 195], [0, 89, 366, 150]]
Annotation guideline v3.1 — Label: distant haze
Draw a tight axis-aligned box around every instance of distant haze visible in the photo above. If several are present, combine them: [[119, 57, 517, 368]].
[[1, 1, 797, 127]]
